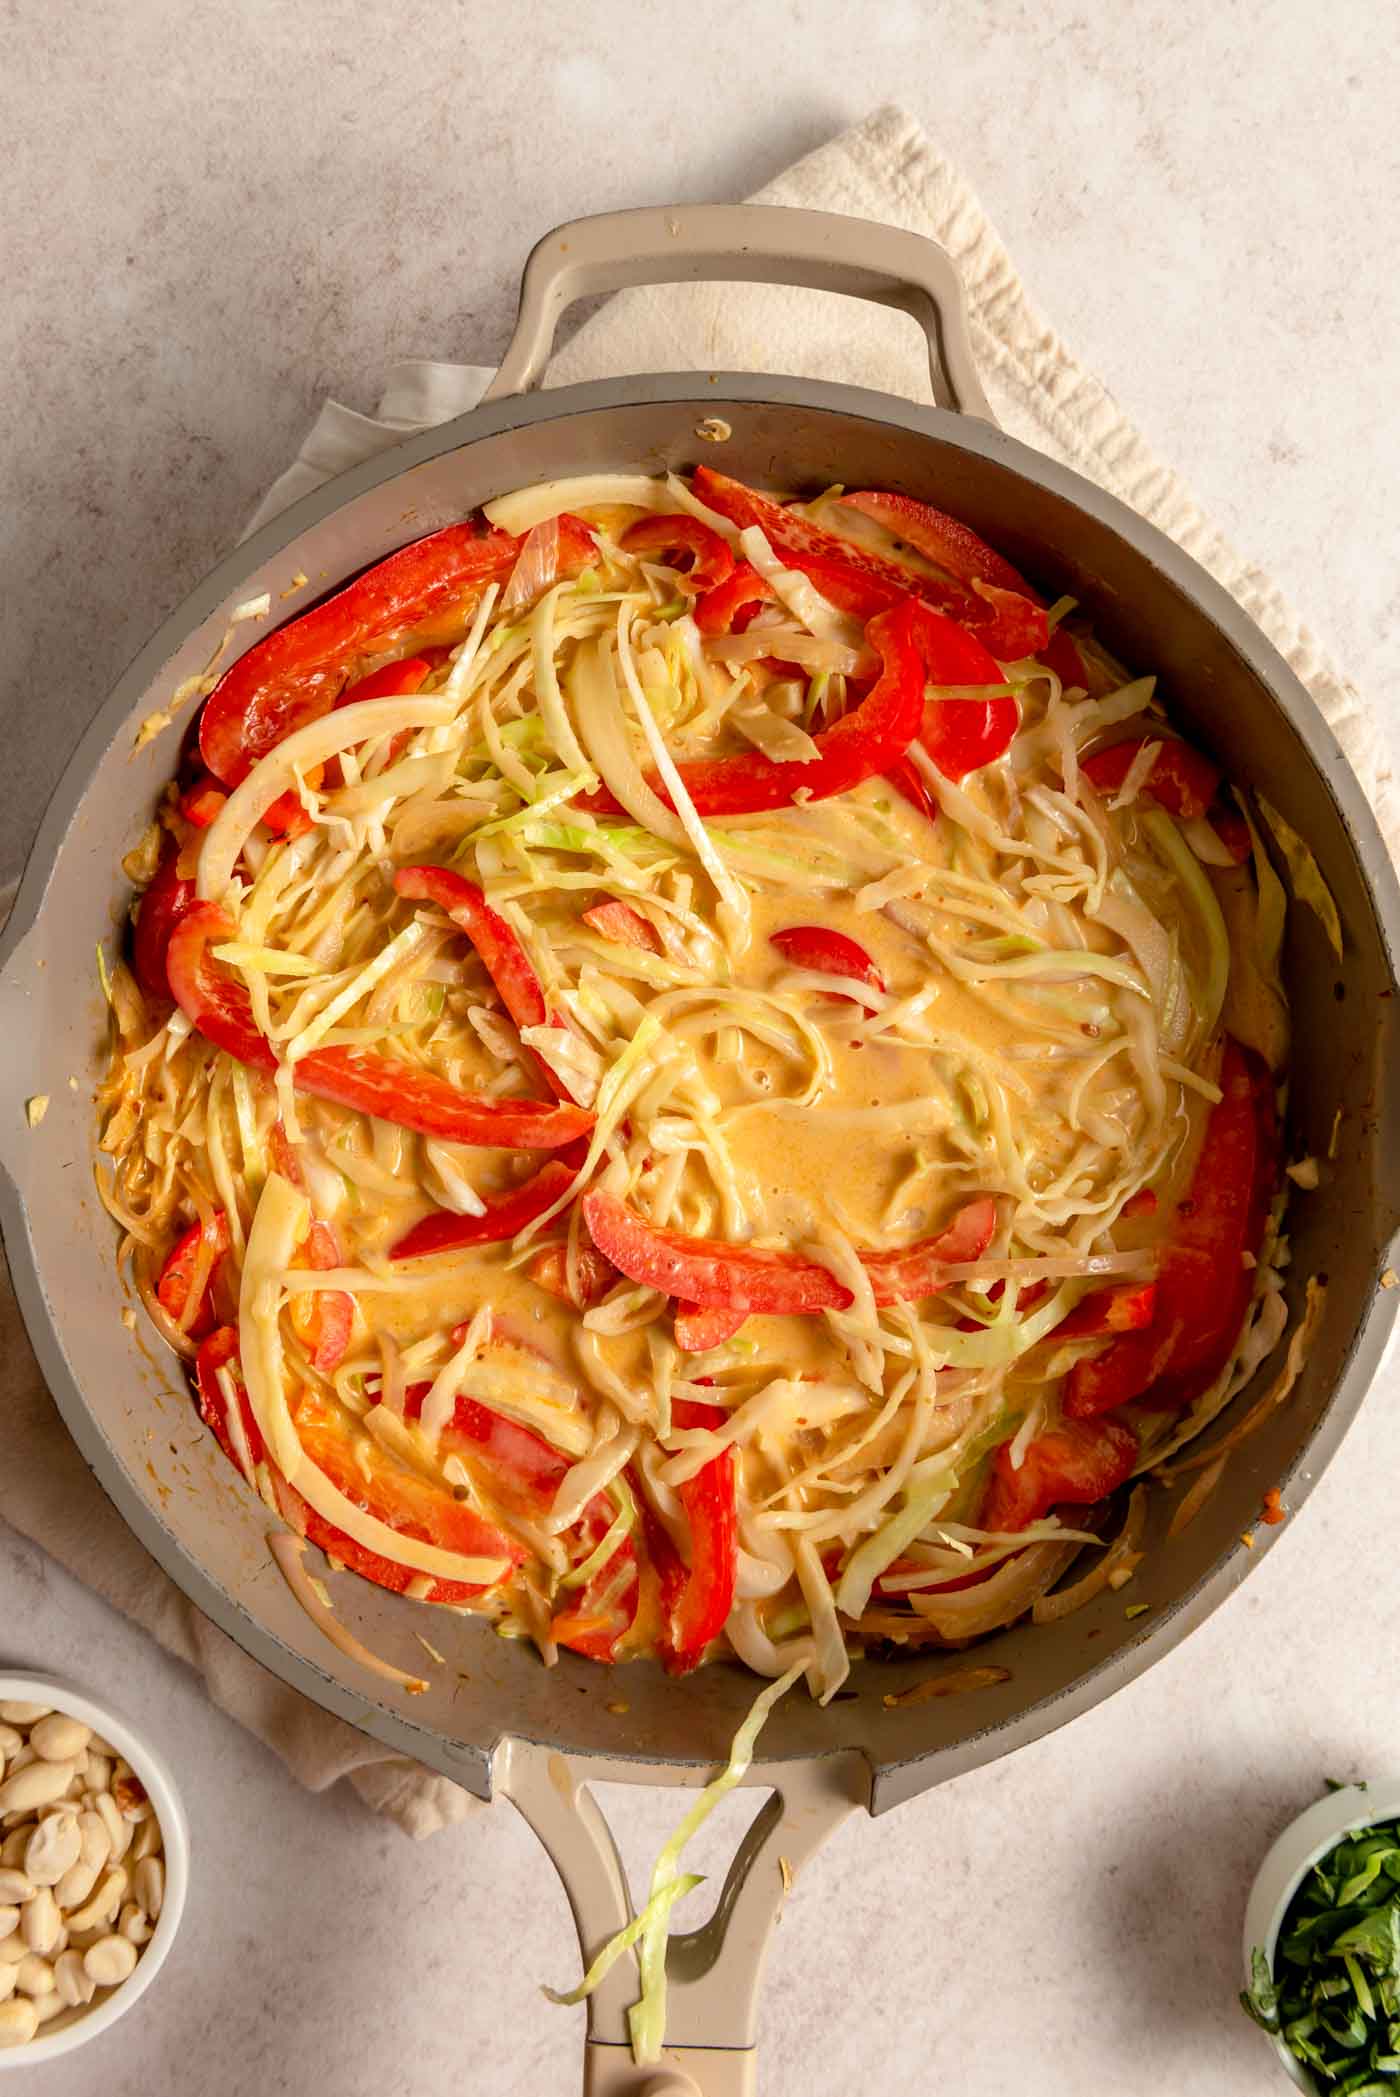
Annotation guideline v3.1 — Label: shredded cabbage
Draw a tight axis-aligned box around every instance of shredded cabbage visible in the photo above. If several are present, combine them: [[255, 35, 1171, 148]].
[[103, 467, 1305, 1715]]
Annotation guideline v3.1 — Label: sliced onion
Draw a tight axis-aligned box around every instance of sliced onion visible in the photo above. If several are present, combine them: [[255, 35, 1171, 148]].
[[706, 630, 867, 677], [198, 694, 455, 902], [269, 1533, 429, 1693], [907, 1541, 1078, 1637], [545, 1408, 639, 1535], [935, 1249, 1155, 1284], [132, 1244, 199, 1358], [725, 1601, 814, 1679], [1156, 1277, 1325, 1479], [1166, 1454, 1227, 1538], [499, 516, 560, 615], [1180, 814, 1238, 867], [1033, 1486, 1147, 1622], [486, 475, 674, 534], [571, 632, 686, 845], [1093, 879, 1171, 1011], [878, 1664, 1012, 1707], [377, 1332, 405, 1420]]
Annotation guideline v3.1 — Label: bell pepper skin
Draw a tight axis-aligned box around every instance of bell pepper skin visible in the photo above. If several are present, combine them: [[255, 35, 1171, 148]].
[[693, 467, 1047, 660], [980, 1416, 1139, 1532], [1081, 738, 1221, 823], [132, 844, 195, 1002], [577, 599, 926, 819], [156, 1212, 231, 1337], [620, 514, 734, 592], [165, 904, 593, 1152], [644, 1398, 738, 1674], [1064, 1040, 1277, 1418], [770, 924, 885, 1001], [583, 1190, 997, 1315], [199, 519, 595, 786]]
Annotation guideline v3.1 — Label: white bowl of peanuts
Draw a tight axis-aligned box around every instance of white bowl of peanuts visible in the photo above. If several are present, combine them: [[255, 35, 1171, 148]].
[[0, 1672, 187, 2065]]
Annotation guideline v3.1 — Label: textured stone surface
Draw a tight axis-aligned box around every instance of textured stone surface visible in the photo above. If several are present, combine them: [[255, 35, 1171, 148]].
[[3, 3, 1398, 2092]]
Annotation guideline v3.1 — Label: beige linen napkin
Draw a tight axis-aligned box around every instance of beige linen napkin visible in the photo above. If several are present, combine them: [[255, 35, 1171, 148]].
[[3, 104, 1394, 1838]]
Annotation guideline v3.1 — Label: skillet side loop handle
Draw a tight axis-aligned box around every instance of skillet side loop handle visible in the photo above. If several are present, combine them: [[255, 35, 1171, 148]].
[[496, 1738, 864, 2097], [482, 203, 995, 421]]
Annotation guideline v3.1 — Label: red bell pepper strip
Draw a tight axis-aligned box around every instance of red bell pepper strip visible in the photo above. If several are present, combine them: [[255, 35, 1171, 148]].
[[1041, 626, 1090, 691], [527, 1241, 618, 1308], [1207, 803, 1253, 865], [980, 1416, 1139, 1533], [840, 489, 1032, 595], [165, 904, 593, 1152], [1055, 1282, 1157, 1338], [1120, 1187, 1159, 1221], [769, 924, 886, 1002], [838, 489, 1088, 685], [693, 562, 776, 635], [193, 1330, 519, 1602], [156, 1212, 231, 1338], [673, 1303, 748, 1352], [402, 1378, 570, 1514], [287, 1218, 353, 1371], [582, 1190, 997, 1315], [394, 865, 581, 1102], [132, 844, 195, 1002], [885, 752, 938, 825], [693, 467, 1047, 661], [580, 898, 662, 953], [291, 1378, 523, 1597], [1065, 1040, 1276, 1418], [860, 1197, 999, 1302], [551, 1503, 642, 1664], [396, 866, 546, 1031], [394, 862, 582, 1103], [620, 514, 734, 593], [1060, 1321, 1176, 1424], [645, 1397, 738, 1674], [199, 518, 595, 788], [1080, 737, 1221, 823], [390, 1150, 584, 1260], [579, 599, 925, 820], [905, 603, 1018, 784], [200, 525, 518, 786], [877, 603, 1015, 818], [179, 776, 228, 829]]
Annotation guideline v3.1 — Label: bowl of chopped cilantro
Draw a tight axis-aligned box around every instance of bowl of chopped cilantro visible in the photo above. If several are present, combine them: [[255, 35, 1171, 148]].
[[1243, 1781, 1400, 2091]]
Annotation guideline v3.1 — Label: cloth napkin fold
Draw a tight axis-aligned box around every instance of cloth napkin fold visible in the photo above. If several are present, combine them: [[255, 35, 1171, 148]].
[[3, 103, 1394, 1838]]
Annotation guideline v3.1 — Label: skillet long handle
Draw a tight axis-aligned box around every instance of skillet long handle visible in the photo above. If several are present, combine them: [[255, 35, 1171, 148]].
[[482, 203, 994, 420], [496, 1736, 864, 2096]]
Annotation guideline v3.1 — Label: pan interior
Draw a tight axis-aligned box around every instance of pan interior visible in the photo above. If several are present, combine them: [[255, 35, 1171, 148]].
[[2, 378, 1396, 1807]]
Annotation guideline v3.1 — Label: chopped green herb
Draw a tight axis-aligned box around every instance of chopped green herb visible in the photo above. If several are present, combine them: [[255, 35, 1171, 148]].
[[1243, 1808, 1400, 2085], [1124, 1603, 1150, 1620]]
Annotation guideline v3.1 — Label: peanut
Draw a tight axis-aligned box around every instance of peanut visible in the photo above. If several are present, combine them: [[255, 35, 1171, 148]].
[[24, 1811, 80, 1888], [28, 1716, 90, 1765], [0, 1998, 38, 2046], [83, 1935, 137, 1988], [21, 1888, 61, 1958], [14, 1953, 54, 1999], [64, 1865, 126, 1935], [54, 1949, 95, 2009], [0, 1760, 77, 1818]]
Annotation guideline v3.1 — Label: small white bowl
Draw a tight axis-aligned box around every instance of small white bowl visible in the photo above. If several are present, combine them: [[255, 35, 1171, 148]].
[[1242, 1778, 1400, 2092], [0, 1669, 188, 2069]]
